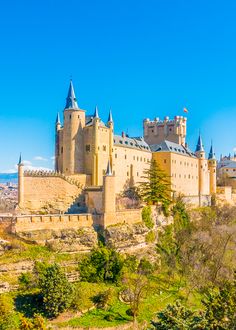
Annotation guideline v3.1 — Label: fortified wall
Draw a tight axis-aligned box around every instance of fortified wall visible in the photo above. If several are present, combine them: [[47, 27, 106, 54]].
[[18, 166, 91, 214]]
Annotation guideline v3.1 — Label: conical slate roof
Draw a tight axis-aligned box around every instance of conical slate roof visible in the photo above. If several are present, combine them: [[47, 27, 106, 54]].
[[65, 80, 79, 109], [195, 134, 204, 152], [106, 159, 112, 176], [94, 106, 99, 118], [208, 141, 216, 160], [108, 109, 113, 123]]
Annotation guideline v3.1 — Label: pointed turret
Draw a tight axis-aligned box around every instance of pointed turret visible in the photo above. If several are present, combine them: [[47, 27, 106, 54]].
[[195, 133, 204, 153], [107, 109, 113, 123], [65, 80, 79, 109], [94, 106, 99, 119], [56, 112, 61, 125], [106, 159, 112, 176], [18, 153, 23, 165], [208, 141, 216, 160]]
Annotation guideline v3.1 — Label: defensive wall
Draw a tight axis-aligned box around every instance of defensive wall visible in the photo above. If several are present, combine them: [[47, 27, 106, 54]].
[[11, 214, 93, 233], [18, 169, 91, 214]]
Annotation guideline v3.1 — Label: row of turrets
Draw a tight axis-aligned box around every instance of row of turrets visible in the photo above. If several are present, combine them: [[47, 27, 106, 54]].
[[195, 134, 216, 195]]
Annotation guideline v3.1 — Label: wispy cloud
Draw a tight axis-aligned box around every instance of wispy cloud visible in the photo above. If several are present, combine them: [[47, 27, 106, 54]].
[[23, 160, 32, 166], [51, 156, 55, 160], [34, 156, 48, 161]]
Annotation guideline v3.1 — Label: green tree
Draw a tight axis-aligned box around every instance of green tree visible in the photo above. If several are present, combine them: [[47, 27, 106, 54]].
[[151, 301, 207, 330], [139, 159, 172, 206], [38, 264, 73, 318], [78, 245, 124, 283]]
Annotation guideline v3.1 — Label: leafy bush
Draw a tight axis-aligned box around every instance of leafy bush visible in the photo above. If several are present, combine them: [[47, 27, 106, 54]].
[[0, 295, 19, 330], [142, 206, 154, 229], [78, 245, 124, 283], [38, 263, 73, 318], [145, 230, 156, 243]]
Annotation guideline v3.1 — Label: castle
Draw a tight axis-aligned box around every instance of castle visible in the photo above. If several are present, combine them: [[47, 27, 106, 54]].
[[17, 80, 217, 227]]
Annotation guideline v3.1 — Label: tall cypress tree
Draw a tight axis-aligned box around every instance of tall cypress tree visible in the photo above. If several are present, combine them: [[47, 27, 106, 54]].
[[138, 159, 172, 205]]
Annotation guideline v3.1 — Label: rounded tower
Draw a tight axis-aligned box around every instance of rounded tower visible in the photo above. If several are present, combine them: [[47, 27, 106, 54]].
[[92, 106, 100, 185], [208, 141, 217, 194], [63, 80, 85, 175], [195, 133, 206, 196]]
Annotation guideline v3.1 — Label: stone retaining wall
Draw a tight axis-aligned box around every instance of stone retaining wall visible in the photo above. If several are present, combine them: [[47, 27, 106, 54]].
[[12, 214, 93, 233]]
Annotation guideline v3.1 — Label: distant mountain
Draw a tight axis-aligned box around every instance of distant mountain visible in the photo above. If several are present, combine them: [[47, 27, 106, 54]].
[[0, 173, 18, 184]]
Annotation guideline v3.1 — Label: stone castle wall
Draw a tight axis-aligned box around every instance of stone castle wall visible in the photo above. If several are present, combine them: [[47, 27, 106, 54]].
[[12, 214, 93, 233], [21, 172, 91, 214]]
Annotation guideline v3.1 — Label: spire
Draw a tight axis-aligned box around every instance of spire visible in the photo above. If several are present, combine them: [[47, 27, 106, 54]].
[[106, 159, 112, 176], [65, 80, 79, 110], [94, 105, 99, 119], [208, 141, 216, 160], [56, 112, 61, 125], [108, 109, 113, 123], [195, 133, 204, 152], [18, 153, 23, 165]]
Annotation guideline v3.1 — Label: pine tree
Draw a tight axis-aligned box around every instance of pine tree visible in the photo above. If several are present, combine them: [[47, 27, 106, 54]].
[[139, 159, 172, 206]]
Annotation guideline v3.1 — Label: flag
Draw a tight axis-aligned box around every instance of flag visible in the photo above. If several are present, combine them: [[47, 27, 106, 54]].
[[183, 107, 188, 113]]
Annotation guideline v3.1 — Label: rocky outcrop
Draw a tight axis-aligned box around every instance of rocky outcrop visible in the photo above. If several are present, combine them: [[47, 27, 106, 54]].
[[105, 223, 149, 251], [16, 227, 98, 252]]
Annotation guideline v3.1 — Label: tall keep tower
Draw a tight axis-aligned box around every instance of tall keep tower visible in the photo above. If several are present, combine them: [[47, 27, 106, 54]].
[[143, 116, 187, 146], [62, 81, 85, 175]]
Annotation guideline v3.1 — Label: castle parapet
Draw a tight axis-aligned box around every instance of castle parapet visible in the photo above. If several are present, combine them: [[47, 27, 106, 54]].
[[143, 115, 187, 145]]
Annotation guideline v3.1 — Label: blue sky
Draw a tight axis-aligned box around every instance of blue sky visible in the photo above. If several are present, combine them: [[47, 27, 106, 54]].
[[0, 0, 236, 172]]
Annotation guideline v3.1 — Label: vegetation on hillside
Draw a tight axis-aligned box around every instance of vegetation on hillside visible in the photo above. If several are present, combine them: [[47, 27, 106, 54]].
[[1, 199, 236, 328]]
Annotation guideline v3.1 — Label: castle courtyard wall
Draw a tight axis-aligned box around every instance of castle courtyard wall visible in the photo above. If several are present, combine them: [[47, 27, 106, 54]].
[[21, 174, 89, 213]]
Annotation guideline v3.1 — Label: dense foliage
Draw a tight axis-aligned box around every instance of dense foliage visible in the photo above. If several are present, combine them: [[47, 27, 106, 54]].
[[38, 263, 73, 317], [78, 245, 124, 283], [138, 159, 172, 205]]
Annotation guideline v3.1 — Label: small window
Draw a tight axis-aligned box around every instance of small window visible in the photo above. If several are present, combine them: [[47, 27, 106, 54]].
[[86, 145, 90, 152], [137, 172, 139, 177], [70, 115, 71, 119], [164, 159, 167, 163], [61, 147, 63, 154], [113, 170, 115, 175], [133, 156, 135, 160], [103, 169, 106, 175], [78, 115, 80, 118], [127, 171, 129, 176], [115, 154, 117, 158], [103, 145, 106, 151]]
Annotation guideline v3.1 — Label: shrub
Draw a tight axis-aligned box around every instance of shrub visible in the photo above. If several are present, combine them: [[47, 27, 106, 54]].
[[145, 230, 156, 243], [142, 206, 154, 229], [38, 263, 73, 318], [78, 245, 124, 283]]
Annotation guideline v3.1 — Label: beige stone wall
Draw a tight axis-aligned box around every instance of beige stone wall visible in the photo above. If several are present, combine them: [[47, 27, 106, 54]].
[[12, 214, 93, 233], [152, 151, 199, 196], [22, 176, 83, 213], [103, 209, 142, 227], [85, 188, 103, 214], [143, 116, 187, 145], [112, 145, 152, 194]]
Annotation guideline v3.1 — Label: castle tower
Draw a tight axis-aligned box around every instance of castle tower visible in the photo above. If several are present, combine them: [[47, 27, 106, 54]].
[[92, 106, 100, 185], [102, 160, 116, 227], [208, 141, 217, 194], [143, 116, 187, 145], [62, 80, 85, 175], [55, 113, 61, 172], [195, 133, 206, 196], [107, 109, 114, 169], [18, 153, 24, 208]]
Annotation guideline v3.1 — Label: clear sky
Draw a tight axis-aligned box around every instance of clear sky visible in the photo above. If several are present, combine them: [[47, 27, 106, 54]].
[[0, 0, 236, 172]]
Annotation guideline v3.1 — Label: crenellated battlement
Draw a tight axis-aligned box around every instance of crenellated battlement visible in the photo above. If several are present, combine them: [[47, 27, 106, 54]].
[[24, 170, 84, 189], [143, 115, 187, 146]]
